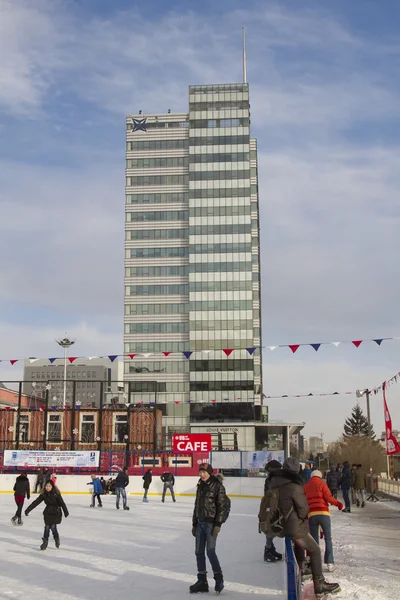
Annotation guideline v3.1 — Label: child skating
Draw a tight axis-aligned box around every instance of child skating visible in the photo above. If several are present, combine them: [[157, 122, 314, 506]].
[[25, 480, 69, 550], [12, 471, 30, 526]]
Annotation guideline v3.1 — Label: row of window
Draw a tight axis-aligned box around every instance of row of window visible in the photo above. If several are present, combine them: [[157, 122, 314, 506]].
[[129, 382, 189, 392], [190, 170, 250, 181], [127, 303, 188, 315], [126, 193, 189, 204], [128, 322, 189, 334], [191, 320, 254, 331], [30, 370, 99, 379], [127, 121, 188, 130], [189, 243, 251, 254], [127, 210, 188, 222], [190, 281, 252, 292], [189, 205, 250, 217], [189, 262, 252, 273], [190, 152, 249, 163], [128, 359, 255, 374], [190, 118, 249, 129], [191, 187, 252, 198], [190, 359, 254, 371], [128, 265, 188, 277], [125, 343, 188, 353], [127, 139, 189, 151], [189, 101, 248, 111], [127, 157, 188, 169], [189, 300, 253, 311], [189, 224, 251, 235], [129, 247, 188, 258], [189, 135, 249, 146], [129, 363, 189, 374], [127, 175, 189, 186], [127, 229, 188, 240], [190, 381, 254, 391], [128, 285, 189, 296]]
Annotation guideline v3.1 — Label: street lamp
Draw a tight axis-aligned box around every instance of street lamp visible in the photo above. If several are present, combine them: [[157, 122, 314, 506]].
[[55, 336, 76, 408], [356, 388, 379, 502]]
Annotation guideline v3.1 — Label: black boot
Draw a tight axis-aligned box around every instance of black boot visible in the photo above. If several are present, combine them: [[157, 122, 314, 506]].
[[189, 573, 209, 594], [40, 538, 48, 551], [17, 517, 23, 526], [214, 573, 224, 595], [54, 536, 60, 549], [314, 577, 341, 598], [361, 501, 365, 508], [356, 499, 360, 508], [264, 548, 279, 562], [273, 548, 283, 561]]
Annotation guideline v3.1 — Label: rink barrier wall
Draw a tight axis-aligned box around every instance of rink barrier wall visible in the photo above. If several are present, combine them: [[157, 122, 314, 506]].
[[0, 474, 265, 497]]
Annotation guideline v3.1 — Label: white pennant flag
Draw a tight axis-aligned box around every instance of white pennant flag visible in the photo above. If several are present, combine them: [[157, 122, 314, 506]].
[[29, 358, 39, 363], [331, 342, 341, 347], [142, 353, 152, 358], [266, 346, 277, 351], [88, 356, 98, 361]]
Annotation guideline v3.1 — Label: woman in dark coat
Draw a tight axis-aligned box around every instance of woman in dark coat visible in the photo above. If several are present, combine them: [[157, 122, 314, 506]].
[[25, 480, 69, 550], [142, 468, 152, 503]]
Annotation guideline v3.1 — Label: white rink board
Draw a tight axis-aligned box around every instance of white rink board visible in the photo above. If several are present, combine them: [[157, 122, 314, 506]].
[[0, 495, 286, 600]]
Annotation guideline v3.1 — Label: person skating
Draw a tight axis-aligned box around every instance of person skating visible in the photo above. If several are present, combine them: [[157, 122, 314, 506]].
[[304, 470, 343, 572], [34, 468, 44, 494], [88, 474, 103, 507], [260, 459, 283, 562], [115, 467, 130, 510], [339, 461, 352, 512], [326, 466, 340, 499], [142, 468, 152, 503], [269, 457, 340, 597], [100, 477, 107, 494], [25, 480, 69, 550], [12, 472, 30, 525], [161, 471, 176, 502], [354, 464, 367, 508], [190, 464, 227, 594], [43, 468, 51, 484], [303, 463, 313, 483], [351, 464, 358, 505]]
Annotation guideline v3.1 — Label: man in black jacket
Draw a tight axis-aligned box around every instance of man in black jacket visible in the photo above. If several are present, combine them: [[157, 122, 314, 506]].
[[339, 461, 352, 512], [12, 472, 30, 525], [114, 467, 129, 510], [190, 464, 226, 595], [326, 465, 341, 498], [142, 469, 152, 503], [269, 457, 340, 598], [161, 471, 176, 502], [262, 459, 283, 562]]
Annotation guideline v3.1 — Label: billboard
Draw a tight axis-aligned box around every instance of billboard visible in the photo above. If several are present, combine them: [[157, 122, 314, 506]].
[[4, 450, 99, 468], [172, 434, 212, 453]]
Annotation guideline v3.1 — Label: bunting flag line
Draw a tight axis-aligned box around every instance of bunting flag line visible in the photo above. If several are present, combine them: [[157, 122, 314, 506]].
[[372, 368, 400, 395], [1, 335, 400, 365]]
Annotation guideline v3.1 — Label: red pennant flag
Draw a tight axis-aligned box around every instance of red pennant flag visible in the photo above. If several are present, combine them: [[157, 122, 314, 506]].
[[288, 345, 300, 354], [10, 360, 18, 366], [68, 357, 78, 364], [5, 406, 11, 411], [163, 352, 172, 357], [383, 382, 400, 455], [211, 399, 216, 403], [352, 341, 363, 348], [174, 400, 180, 405], [223, 349, 234, 357], [128, 354, 137, 359]]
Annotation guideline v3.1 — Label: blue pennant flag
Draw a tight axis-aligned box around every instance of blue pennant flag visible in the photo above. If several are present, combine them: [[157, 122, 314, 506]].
[[51, 405, 57, 411], [373, 339, 384, 345], [310, 344, 321, 352], [132, 118, 147, 132], [49, 358, 57, 364], [246, 347, 256, 355], [108, 355, 118, 362], [183, 351, 193, 359]]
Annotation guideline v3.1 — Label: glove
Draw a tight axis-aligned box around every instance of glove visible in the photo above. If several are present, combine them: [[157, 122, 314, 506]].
[[192, 526, 197, 537], [337, 502, 344, 511], [212, 526, 221, 537]]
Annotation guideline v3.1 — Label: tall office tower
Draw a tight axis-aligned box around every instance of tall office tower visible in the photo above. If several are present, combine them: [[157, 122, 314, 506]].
[[124, 83, 263, 449]]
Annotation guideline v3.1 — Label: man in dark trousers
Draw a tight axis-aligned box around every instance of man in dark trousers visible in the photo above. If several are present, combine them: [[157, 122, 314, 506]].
[[269, 457, 340, 598], [339, 461, 352, 512], [114, 467, 130, 510], [326, 465, 341, 499], [142, 468, 152, 503], [261, 459, 283, 562], [161, 471, 176, 503], [34, 468, 44, 493], [12, 472, 30, 525], [190, 463, 227, 595]]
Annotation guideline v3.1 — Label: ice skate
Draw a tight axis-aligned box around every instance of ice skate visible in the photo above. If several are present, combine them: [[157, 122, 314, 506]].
[[54, 536, 60, 549], [17, 517, 23, 526], [314, 576, 341, 598], [40, 538, 48, 551], [361, 501, 365, 508], [11, 516, 17, 526], [189, 573, 209, 594], [214, 572, 224, 595], [326, 564, 335, 572], [264, 547, 281, 562], [356, 499, 360, 508], [124, 506, 130, 510]]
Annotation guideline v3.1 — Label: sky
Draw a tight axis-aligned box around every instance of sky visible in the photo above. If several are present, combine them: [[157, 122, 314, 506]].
[[0, 0, 399, 442]]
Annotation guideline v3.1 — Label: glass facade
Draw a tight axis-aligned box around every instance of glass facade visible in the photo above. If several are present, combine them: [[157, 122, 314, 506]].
[[124, 83, 262, 442]]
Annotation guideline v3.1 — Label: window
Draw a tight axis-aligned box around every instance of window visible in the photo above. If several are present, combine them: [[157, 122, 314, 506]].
[[127, 210, 188, 222], [127, 139, 189, 151], [189, 205, 250, 218], [48, 414, 62, 442], [189, 135, 249, 146], [128, 285, 189, 296], [17, 415, 29, 443], [189, 262, 252, 274], [80, 414, 95, 443], [128, 303, 188, 315], [189, 224, 251, 236], [189, 280, 251, 292], [190, 170, 250, 181], [128, 322, 189, 334], [129, 265, 189, 278], [127, 157, 188, 168], [114, 414, 128, 443], [130, 247, 188, 259], [126, 342, 189, 353], [189, 118, 249, 129], [127, 175, 189, 186], [190, 152, 249, 164], [191, 187, 251, 199], [127, 228, 188, 241], [189, 243, 251, 254], [126, 192, 189, 204]]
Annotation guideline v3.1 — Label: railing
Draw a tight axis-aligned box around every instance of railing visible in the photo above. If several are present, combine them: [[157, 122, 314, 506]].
[[377, 477, 400, 498]]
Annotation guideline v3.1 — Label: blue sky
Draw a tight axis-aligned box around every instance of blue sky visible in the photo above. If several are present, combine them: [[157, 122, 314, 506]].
[[1, 0, 400, 441]]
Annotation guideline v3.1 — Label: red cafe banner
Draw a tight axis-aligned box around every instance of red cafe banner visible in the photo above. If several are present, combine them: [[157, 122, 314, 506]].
[[383, 382, 400, 456], [172, 434, 212, 453]]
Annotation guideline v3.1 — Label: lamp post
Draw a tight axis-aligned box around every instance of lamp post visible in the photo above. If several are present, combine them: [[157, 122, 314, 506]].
[[55, 337, 76, 408], [356, 388, 379, 502]]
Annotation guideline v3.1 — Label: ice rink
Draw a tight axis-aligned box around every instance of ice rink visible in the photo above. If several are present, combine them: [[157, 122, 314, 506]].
[[0, 494, 286, 599]]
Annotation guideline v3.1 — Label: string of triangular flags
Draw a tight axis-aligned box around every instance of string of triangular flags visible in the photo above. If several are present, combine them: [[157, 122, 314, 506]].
[[372, 368, 400, 395], [1, 335, 399, 365]]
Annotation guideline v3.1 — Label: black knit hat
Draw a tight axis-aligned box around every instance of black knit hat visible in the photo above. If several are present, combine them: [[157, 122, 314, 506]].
[[199, 463, 213, 475], [265, 460, 282, 472]]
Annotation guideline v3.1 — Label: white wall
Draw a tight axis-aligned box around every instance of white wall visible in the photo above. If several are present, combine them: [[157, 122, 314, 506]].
[[0, 474, 264, 497]]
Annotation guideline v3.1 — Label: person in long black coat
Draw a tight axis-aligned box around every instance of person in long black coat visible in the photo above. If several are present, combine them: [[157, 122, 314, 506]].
[[12, 472, 30, 525], [25, 480, 69, 550], [142, 469, 152, 503]]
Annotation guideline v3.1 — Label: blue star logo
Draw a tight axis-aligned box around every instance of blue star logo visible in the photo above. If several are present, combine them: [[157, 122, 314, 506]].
[[132, 118, 147, 132]]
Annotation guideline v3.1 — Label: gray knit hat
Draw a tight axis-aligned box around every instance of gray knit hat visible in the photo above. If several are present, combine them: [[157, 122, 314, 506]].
[[283, 457, 300, 474]]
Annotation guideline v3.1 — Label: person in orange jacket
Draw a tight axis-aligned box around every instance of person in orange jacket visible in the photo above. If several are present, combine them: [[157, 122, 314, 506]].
[[304, 470, 343, 573]]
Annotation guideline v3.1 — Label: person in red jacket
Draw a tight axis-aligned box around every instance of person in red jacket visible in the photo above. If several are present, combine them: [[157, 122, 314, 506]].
[[304, 470, 343, 572]]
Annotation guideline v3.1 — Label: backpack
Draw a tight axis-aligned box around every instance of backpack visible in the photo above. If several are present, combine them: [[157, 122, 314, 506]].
[[258, 488, 293, 538], [221, 494, 231, 523]]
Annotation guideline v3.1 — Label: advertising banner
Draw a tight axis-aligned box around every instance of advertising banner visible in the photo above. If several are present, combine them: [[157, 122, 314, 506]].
[[210, 452, 242, 469], [243, 450, 284, 469], [172, 434, 212, 453], [4, 450, 99, 468]]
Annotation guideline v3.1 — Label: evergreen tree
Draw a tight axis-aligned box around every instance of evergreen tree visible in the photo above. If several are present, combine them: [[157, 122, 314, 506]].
[[343, 404, 375, 438]]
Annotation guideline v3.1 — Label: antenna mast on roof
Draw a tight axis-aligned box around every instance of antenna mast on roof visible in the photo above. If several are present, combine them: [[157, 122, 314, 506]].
[[242, 26, 247, 84]]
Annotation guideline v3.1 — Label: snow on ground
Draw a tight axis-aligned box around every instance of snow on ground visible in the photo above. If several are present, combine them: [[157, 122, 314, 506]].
[[316, 496, 400, 600], [0, 495, 286, 599]]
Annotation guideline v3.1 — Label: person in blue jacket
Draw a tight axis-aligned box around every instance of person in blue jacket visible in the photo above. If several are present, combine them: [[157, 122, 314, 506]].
[[88, 475, 103, 507], [303, 463, 313, 483]]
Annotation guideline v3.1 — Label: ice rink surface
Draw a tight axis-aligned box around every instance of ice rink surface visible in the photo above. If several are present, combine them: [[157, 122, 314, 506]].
[[0, 495, 286, 599]]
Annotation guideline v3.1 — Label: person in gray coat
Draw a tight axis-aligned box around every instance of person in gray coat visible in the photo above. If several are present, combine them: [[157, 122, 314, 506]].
[[269, 457, 340, 598]]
